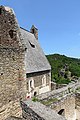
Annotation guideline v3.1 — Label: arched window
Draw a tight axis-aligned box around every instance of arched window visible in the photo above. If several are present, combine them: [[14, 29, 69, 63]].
[[30, 80, 32, 87], [42, 75, 46, 86], [29, 79, 34, 92], [34, 91, 37, 96]]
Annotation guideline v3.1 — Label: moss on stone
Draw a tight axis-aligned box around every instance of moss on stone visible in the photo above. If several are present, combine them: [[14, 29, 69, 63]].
[[41, 98, 58, 105]]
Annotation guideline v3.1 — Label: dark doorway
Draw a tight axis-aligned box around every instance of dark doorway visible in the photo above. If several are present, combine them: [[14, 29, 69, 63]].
[[58, 109, 65, 116], [34, 91, 37, 96]]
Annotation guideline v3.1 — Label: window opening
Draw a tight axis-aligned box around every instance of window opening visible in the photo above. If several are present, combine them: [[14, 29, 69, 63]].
[[30, 80, 32, 87], [42, 75, 46, 86], [58, 109, 65, 116], [34, 91, 37, 96], [29, 79, 34, 92], [29, 41, 35, 48], [9, 30, 13, 38]]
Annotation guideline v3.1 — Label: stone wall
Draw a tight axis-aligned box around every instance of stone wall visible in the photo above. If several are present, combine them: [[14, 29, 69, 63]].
[[6, 116, 23, 120], [0, 6, 27, 120], [38, 93, 76, 120], [0, 6, 22, 49], [37, 82, 80, 100], [20, 100, 66, 120], [37, 83, 80, 120], [75, 93, 80, 120], [51, 95, 76, 120]]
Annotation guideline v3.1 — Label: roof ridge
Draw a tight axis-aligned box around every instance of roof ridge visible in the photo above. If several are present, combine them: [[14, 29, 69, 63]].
[[20, 27, 30, 33]]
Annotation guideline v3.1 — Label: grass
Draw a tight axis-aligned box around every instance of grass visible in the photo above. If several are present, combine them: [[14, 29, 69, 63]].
[[41, 98, 58, 105], [32, 96, 58, 106], [32, 97, 39, 102]]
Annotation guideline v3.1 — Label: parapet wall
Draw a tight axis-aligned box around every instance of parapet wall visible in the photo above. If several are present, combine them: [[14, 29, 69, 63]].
[[37, 82, 80, 120], [20, 100, 66, 120], [38, 82, 80, 100]]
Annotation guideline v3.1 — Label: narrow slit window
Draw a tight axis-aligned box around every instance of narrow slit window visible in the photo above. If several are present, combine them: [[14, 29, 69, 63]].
[[9, 30, 13, 38]]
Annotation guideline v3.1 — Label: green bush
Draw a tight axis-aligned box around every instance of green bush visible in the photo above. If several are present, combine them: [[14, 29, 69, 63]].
[[56, 77, 71, 84], [32, 97, 39, 102]]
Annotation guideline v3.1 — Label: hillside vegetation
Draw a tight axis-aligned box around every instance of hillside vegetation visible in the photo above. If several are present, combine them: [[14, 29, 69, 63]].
[[46, 54, 80, 84]]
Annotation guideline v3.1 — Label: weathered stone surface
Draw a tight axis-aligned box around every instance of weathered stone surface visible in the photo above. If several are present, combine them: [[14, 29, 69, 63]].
[[0, 5, 51, 120], [21, 100, 66, 120], [0, 6, 27, 120], [51, 95, 76, 120], [37, 82, 80, 100], [75, 93, 80, 120], [37, 83, 80, 120], [0, 5, 80, 120], [0, 100, 22, 120], [5, 116, 24, 120]]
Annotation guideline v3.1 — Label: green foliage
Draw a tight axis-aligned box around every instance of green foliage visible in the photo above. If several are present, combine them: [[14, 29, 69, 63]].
[[41, 98, 58, 105], [32, 97, 39, 102], [46, 54, 80, 84], [56, 77, 71, 84]]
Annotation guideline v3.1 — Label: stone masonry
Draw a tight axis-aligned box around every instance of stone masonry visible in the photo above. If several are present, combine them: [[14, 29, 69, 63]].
[[20, 100, 66, 120], [0, 6, 27, 120], [37, 82, 80, 120], [75, 92, 80, 120], [27, 70, 51, 96], [0, 5, 80, 120]]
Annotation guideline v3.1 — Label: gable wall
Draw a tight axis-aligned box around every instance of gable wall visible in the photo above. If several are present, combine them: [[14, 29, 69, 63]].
[[0, 6, 27, 120], [0, 48, 27, 120]]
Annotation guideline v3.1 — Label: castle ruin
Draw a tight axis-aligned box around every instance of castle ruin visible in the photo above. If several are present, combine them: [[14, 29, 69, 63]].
[[0, 6, 80, 120], [0, 6, 51, 120]]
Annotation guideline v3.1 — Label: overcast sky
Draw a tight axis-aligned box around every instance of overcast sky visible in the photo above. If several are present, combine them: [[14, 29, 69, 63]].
[[1, 0, 80, 58]]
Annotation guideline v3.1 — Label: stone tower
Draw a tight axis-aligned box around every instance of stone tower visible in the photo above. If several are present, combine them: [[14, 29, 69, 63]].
[[0, 6, 27, 120]]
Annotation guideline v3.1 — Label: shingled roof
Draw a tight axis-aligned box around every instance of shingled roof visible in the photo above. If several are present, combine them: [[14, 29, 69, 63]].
[[20, 27, 51, 74]]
